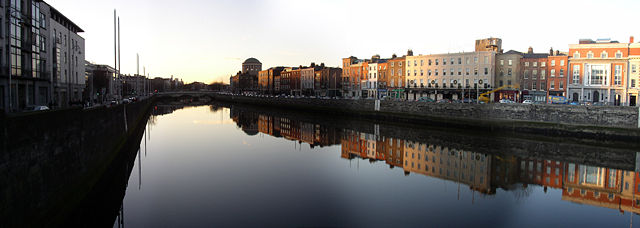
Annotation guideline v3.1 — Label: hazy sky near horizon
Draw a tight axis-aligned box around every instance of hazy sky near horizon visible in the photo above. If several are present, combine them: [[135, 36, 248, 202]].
[[48, 0, 639, 83]]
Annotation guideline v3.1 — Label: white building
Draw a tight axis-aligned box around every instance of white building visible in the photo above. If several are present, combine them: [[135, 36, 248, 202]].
[[45, 3, 85, 107]]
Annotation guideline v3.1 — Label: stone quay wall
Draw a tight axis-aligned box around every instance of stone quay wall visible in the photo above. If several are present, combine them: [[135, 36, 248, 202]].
[[0, 99, 153, 227], [211, 94, 640, 142]]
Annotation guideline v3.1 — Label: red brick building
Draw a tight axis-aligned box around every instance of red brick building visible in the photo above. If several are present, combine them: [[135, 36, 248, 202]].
[[547, 53, 569, 97]]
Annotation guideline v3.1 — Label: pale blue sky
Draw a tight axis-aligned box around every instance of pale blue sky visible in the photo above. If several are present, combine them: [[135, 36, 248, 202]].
[[48, 0, 640, 83]]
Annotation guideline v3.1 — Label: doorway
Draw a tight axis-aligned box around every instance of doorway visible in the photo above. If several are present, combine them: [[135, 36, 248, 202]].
[[631, 95, 637, 106], [593, 91, 599, 103], [572, 93, 579, 102]]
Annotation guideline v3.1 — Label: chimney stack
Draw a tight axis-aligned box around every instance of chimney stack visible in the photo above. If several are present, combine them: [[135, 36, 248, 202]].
[[407, 49, 414, 56], [528, 47, 533, 54], [631, 36, 635, 43], [549, 47, 554, 56]]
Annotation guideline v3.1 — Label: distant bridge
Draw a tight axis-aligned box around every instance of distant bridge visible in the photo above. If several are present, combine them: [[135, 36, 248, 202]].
[[155, 91, 220, 99]]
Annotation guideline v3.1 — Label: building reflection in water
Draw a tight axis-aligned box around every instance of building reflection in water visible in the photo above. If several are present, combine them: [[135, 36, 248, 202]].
[[226, 104, 640, 216]]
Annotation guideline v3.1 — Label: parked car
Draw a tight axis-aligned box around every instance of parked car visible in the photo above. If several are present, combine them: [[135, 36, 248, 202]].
[[436, 99, 452, 103], [522, 100, 534, 104], [569, 101, 580, 105], [23, 106, 49, 112], [499, 99, 515, 104]]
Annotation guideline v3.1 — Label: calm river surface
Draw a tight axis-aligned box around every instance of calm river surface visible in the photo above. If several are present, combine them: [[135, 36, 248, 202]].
[[111, 104, 640, 227]]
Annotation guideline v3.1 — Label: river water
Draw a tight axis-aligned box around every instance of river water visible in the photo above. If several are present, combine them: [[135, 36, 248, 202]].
[[109, 104, 640, 227]]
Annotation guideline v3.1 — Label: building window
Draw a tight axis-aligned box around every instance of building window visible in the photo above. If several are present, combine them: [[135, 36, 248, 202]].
[[560, 69, 564, 77], [551, 60, 555, 66], [560, 60, 565, 66], [525, 62, 529, 67], [616, 51, 622, 58], [420, 60, 423, 66], [574, 52, 580, 58], [590, 65, 606, 85], [443, 58, 446, 65], [484, 56, 488, 64], [614, 65, 622, 85], [435, 69, 438, 76], [541, 62, 546, 67], [631, 79, 636, 88], [601, 51, 608, 58], [508, 80, 512, 85], [632, 64, 637, 73], [500, 60, 504, 66], [541, 70, 546, 80], [428, 59, 432, 65], [524, 70, 529, 79], [532, 82, 537, 90], [428, 70, 431, 76], [420, 69, 423, 76], [435, 59, 439, 65], [551, 69, 556, 77], [541, 81, 546, 91], [465, 68, 469, 75], [559, 81, 564, 89], [458, 58, 462, 64], [474, 68, 478, 75], [508, 60, 513, 66], [484, 68, 488, 75], [533, 62, 538, 67], [500, 80, 504, 86], [474, 57, 478, 63], [508, 68, 512, 76], [587, 52, 593, 59], [450, 58, 454, 65]]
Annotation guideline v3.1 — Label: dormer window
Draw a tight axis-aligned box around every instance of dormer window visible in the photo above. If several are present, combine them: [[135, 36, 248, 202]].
[[573, 52, 580, 58], [601, 51, 607, 58], [587, 51, 593, 59], [615, 51, 623, 58]]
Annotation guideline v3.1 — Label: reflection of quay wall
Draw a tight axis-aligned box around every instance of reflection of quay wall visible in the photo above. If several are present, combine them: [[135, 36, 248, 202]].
[[403, 142, 493, 194], [211, 94, 640, 142], [230, 105, 341, 147], [0, 99, 152, 227], [222, 101, 637, 170]]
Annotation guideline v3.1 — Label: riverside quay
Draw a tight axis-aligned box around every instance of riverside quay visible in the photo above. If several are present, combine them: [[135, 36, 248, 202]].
[[4, 0, 640, 227]]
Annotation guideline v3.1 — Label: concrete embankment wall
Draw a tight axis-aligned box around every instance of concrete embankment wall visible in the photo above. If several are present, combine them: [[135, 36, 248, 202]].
[[0, 99, 152, 227], [212, 94, 640, 143]]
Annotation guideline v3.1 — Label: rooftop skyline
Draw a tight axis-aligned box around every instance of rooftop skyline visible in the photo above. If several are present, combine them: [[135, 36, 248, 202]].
[[48, 0, 640, 83]]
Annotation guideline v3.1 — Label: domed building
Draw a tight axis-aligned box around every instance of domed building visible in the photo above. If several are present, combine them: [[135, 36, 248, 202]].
[[242, 58, 262, 76]]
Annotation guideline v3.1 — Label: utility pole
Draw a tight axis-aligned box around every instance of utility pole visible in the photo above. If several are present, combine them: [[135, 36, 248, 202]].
[[118, 17, 121, 98], [114, 9, 117, 102]]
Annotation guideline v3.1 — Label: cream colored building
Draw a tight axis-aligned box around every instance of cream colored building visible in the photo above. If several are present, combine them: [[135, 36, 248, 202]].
[[402, 140, 492, 193], [405, 51, 496, 101]]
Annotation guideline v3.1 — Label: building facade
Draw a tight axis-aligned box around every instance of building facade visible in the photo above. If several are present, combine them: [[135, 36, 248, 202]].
[[567, 38, 631, 105], [386, 55, 405, 99], [0, 1, 84, 112], [547, 52, 569, 97], [520, 47, 549, 102], [495, 50, 522, 102], [405, 51, 496, 101], [48, 3, 85, 108]]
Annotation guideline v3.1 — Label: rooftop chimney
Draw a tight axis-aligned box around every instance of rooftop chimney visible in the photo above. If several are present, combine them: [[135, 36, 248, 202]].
[[392, 53, 397, 59], [407, 49, 414, 56], [549, 47, 554, 56], [631, 36, 635, 43], [528, 47, 533, 54]]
